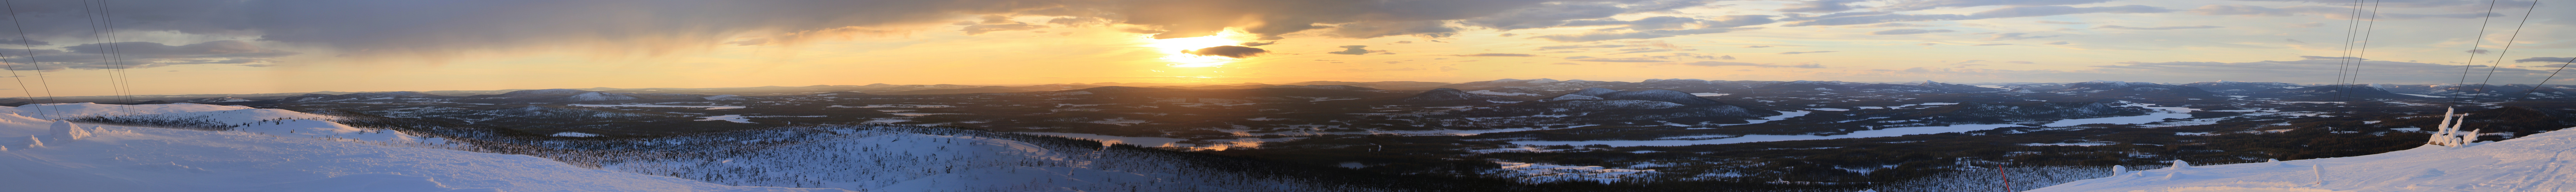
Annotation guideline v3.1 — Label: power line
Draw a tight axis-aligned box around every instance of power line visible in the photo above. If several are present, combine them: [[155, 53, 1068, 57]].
[[0, 0, 57, 119], [2453, 0, 2506, 107], [2343, 0, 2384, 101], [2473, 0, 2541, 102], [2517, 57, 2575, 100]]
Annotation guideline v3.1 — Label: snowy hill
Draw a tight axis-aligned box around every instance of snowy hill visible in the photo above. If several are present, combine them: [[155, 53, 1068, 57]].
[[1, 103, 1402, 192], [0, 104, 843, 192], [2031, 126, 2576, 191]]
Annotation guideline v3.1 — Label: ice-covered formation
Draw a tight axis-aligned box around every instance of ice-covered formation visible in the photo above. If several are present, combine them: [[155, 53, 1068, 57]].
[[2428, 108, 2478, 147]]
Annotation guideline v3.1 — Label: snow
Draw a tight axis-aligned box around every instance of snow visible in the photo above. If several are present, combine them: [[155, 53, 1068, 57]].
[[1806, 108, 1850, 111], [0, 104, 841, 192], [1486, 161, 1659, 184], [1689, 93, 1731, 96], [552, 132, 602, 137], [2042, 103, 2197, 127], [566, 104, 747, 109], [2031, 127, 2576, 192], [888, 113, 962, 116], [1516, 124, 2021, 147], [1700, 110, 1811, 128], [694, 115, 753, 123]]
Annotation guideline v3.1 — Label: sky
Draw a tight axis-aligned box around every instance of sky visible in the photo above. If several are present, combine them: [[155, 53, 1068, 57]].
[[0, 0, 2569, 96]]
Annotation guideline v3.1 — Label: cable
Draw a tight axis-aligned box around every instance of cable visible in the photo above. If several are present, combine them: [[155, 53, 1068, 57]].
[[2453, 0, 2505, 107], [2473, 0, 2541, 102], [0, 0, 53, 119], [2516, 57, 2576, 100], [2349, 0, 2383, 93]]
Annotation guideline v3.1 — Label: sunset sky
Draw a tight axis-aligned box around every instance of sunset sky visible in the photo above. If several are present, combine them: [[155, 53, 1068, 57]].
[[2, 0, 2573, 96]]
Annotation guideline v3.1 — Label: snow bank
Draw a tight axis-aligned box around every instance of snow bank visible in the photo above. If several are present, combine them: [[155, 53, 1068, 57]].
[[2030, 127, 2576, 192]]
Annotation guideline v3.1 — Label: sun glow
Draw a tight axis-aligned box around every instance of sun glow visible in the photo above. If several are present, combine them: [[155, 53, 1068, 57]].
[[1142, 31, 1253, 68]]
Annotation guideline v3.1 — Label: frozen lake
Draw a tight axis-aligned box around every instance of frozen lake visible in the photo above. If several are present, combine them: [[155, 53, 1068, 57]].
[[1514, 124, 2023, 147], [568, 104, 746, 109]]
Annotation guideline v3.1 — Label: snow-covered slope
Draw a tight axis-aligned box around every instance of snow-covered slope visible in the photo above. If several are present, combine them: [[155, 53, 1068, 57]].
[[2031, 126, 2576, 192], [0, 104, 842, 192]]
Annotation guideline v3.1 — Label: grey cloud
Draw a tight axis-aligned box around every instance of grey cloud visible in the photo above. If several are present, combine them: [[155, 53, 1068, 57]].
[[0, 38, 47, 46], [1780, 51, 1839, 54], [1240, 41, 1277, 46], [1719, 55, 1735, 60], [2301, 56, 2368, 60], [6, 40, 298, 70], [1778, 0, 1869, 13], [961, 23, 1049, 35], [1681, 61, 1824, 68], [1453, 53, 1537, 57], [1571, 57, 1669, 62], [1527, 15, 1777, 42], [2094, 25, 2223, 30], [1536, 45, 1627, 50], [2514, 57, 2574, 63], [1973, 43, 2011, 46], [1882, 0, 2119, 11], [1182, 46, 1268, 58], [1860, 23, 1937, 28], [1870, 28, 1956, 35], [1458, 2, 1660, 30], [1783, 5, 2171, 26], [2189, 4, 2501, 19], [1618, 49, 1673, 54], [37, 0, 1741, 59], [1329, 45, 1376, 55], [1986, 33, 2060, 40], [2035, 21, 2086, 24]]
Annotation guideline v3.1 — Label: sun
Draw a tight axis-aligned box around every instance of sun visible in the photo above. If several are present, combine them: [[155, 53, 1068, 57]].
[[1141, 31, 1254, 68]]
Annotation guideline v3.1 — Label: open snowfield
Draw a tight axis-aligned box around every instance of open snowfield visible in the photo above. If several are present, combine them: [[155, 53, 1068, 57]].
[[2031, 127, 2576, 192], [0, 103, 841, 192]]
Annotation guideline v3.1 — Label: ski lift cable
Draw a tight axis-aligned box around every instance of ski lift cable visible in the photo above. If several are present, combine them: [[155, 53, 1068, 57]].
[[2345, 0, 2385, 101], [2471, 0, 2543, 101], [77, 0, 121, 114], [2453, 0, 2507, 107], [0, 0, 54, 119], [2519, 57, 2575, 99]]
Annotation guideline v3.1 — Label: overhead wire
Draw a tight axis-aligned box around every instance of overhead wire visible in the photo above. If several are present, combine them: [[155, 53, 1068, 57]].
[[0, 0, 37, 119], [2345, 0, 2385, 101], [2472, 0, 2542, 103], [2453, 0, 2506, 107]]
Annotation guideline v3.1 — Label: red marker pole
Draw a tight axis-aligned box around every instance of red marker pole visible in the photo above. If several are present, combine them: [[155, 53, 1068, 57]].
[[1999, 164, 2012, 192]]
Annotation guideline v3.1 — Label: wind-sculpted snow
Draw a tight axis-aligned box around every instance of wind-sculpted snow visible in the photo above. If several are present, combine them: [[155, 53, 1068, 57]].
[[2029, 127, 2576, 192]]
